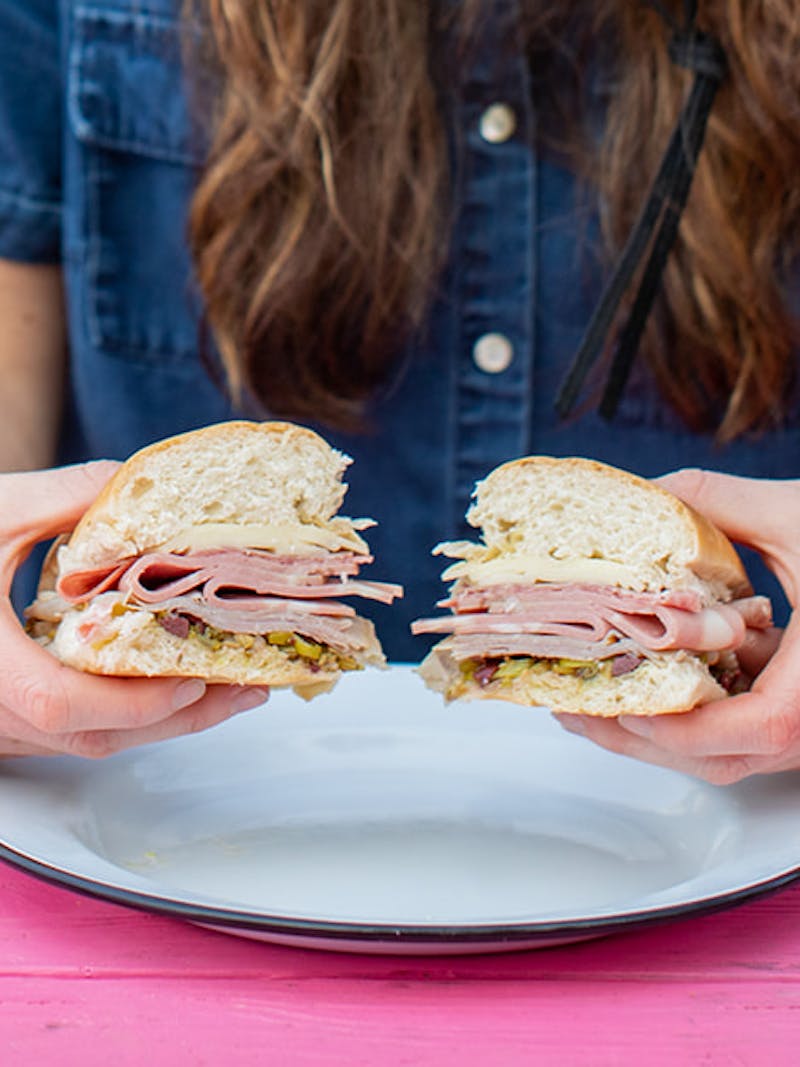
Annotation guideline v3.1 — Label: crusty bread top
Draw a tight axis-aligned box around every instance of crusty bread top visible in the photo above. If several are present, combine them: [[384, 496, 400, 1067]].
[[459, 456, 750, 600], [59, 421, 355, 572]]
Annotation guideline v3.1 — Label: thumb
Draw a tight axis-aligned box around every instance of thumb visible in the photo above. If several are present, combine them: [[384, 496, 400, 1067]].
[[655, 468, 800, 555], [0, 461, 120, 548]]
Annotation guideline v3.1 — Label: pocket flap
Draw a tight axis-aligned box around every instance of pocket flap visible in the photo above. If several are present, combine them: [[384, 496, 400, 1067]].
[[68, 5, 208, 166]]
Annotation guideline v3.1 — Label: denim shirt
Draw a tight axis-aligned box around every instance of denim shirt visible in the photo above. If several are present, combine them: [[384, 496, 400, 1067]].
[[1, 0, 798, 657]]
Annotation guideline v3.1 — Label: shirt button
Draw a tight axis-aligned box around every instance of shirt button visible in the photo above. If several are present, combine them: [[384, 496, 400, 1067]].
[[473, 333, 514, 374], [479, 103, 517, 144]]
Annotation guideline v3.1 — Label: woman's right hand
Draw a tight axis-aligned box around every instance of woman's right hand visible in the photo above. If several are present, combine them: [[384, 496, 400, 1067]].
[[0, 462, 268, 759], [556, 469, 800, 783]]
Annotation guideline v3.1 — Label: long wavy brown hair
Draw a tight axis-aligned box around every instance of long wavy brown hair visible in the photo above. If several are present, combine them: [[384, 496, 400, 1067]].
[[186, 1, 800, 440]]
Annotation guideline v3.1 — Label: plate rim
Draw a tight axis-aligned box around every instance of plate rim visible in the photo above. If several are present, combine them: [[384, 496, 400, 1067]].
[[4, 664, 800, 950], [3, 842, 799, 946]]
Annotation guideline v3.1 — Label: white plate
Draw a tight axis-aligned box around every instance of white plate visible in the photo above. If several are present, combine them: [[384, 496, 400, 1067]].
[[1, 665, 799, 955]]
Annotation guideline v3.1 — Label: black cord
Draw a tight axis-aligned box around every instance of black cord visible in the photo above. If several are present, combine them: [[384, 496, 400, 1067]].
[[555, 2, 727, 421]]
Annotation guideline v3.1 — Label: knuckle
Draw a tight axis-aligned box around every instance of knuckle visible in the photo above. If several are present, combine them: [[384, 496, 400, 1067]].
[[63, 731, 118, 760], [183, 706, 218, 736], [11, 673, 71, 734], [701, 760, 749, 786], [663, 467, 707, 498], [761, 707, 800, 756]]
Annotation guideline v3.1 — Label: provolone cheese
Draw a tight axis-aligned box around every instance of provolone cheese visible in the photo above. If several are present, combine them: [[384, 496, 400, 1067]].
[[158, 521, 370, 556], [441, 554, 659, 589]]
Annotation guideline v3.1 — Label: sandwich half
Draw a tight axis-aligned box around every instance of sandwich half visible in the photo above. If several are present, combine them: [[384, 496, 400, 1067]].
[[412, 456, 772, 716], [27, 421, 402, 698]]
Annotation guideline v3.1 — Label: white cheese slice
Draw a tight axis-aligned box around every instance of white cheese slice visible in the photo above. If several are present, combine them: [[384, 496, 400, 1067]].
[[441, 554, 657, 589], [158, 521, 369, 556]]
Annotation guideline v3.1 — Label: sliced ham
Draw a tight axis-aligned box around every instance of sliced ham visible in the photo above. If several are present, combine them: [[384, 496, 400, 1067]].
[[727, 596, 773, 629], [413, 601, 752, 652], [58, 583, 377, 655], [152, 592, 356, 625], [117, 557, 216, 603], [58, 548, 402, 608], [438, 583, 705, 615], [201, 573, 402, 605], [244, 548, 371, 575], [57, 560, 133, 602], [53, 545, 401, 655], [603, 603, 748, 652], [412, 612, 607, 639], [138, 593, 376, 652], [437, 633, 644, 663], [412, 582, 773, 659]]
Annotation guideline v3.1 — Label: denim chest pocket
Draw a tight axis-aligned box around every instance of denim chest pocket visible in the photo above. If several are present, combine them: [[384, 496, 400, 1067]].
[[67, 5, 209, 361]]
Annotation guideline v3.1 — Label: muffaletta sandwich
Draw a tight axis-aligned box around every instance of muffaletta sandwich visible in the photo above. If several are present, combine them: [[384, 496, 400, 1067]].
[[26, 421, 402, 698], [412, 456, 772, 716]]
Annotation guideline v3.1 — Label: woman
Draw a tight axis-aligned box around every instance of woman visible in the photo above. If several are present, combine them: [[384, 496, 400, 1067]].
[[0, 0, 799, 774]]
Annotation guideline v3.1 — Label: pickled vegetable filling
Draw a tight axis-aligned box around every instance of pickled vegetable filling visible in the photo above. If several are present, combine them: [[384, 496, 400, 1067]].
[[708, 660, 746, 694], [155, 612, 359, 672], [460, 655, 639, 688]]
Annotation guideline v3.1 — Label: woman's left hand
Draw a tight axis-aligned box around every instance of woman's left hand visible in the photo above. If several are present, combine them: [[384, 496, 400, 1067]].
[[555, 468, 800, 784]]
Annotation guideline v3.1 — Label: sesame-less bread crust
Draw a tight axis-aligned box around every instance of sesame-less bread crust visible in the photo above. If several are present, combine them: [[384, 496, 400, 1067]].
[[59, 421, 352, 573], [466, 456, 750, 600]]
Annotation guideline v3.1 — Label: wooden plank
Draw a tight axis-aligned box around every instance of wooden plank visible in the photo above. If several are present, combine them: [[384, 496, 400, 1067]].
[[4, 863, 800, 1064], [2, 976, 800, 1066], [2, 864, 800, 981]]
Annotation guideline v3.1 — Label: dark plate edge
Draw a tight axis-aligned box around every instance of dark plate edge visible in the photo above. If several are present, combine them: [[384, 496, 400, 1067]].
[[3, 843, 800, 947]]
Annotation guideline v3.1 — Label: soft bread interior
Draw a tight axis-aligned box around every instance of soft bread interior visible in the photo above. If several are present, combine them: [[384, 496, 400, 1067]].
[[47, 604, 385, 696], [418, 647, 724, 717], [59, 421, 353, 573], [460, 456, 749, 600]]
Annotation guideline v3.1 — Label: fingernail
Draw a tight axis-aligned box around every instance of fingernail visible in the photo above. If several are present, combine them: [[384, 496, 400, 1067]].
[[554, 713, 586, 736], [172, 679, 207, 710], [230, 687, 270, 714], [618, 715, 653, 737]]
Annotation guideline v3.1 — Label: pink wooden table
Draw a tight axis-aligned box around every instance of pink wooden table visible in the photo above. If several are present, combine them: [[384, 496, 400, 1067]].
[[2, 861, 799, 1064]]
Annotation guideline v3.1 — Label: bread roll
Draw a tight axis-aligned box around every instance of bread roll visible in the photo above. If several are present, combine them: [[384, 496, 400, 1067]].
[[27, 421, 402, 698], [414, 456, 769, 717], [58, 420, 354, 574]]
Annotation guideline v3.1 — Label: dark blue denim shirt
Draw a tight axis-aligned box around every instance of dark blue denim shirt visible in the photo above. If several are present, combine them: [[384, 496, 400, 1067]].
[[1, 0, 798, 657]]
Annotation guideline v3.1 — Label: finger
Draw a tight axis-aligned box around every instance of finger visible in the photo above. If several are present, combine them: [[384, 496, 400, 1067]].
[[617, 671, 800, 761], [55, 685, 270, 759], [655, 468, 800, 555], [0, 461, 120, 551], [614, 694, 775, 759], [555, 713, 756, 785], [735, 625, 783, 680], [615, 611, 800, 758], [0, 684, 269, 758], [0, 701, 68, 753], [556, 711, 703, 772], [1, 619, 218, 733], [747, 610, 800, 696], [0, 738, 61, 758]]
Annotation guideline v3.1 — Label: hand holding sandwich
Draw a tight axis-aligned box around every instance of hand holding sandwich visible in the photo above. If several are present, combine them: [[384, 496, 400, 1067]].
[[559, 469, 796, 784], [413, 454, 785, 785], [0, 462, 268, 758], [13, 420, 399, 760]]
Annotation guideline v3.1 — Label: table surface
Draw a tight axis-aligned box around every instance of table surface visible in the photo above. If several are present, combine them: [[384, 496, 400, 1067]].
[[2, 861, 800, 1065]]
